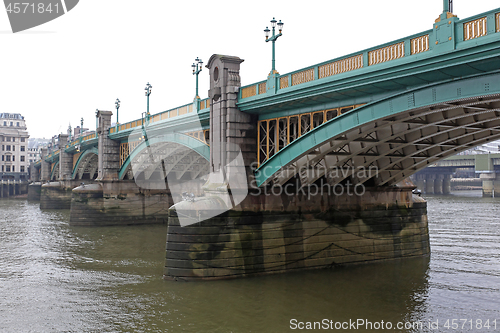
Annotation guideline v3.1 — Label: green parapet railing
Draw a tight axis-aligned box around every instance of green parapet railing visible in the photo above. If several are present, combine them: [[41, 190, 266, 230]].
[[65, 131, 97, 151], [238, 7, 500, 102], [109, 97, 211, 135]]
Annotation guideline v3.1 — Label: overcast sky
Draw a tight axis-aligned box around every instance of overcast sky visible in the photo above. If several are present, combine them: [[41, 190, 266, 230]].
[[1, 0, 498, 138]]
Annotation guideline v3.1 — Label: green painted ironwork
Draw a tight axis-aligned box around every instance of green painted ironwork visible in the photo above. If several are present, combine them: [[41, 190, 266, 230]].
[[254, 71, 500, 187], [71, 147, 99, 179]]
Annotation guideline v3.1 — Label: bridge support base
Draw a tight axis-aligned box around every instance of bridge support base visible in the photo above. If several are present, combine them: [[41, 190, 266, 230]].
[[163, 185, 429, 281], [28, 182, 42, 201], [69, 179, 208, 226], [40, 181, 83, 210]]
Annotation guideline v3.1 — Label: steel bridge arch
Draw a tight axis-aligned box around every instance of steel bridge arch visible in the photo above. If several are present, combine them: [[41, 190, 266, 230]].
[[118, 133, 210, 180], [256, 72, 500, 188], [50, 161, 59, 180], [71, 147, 99, 180]]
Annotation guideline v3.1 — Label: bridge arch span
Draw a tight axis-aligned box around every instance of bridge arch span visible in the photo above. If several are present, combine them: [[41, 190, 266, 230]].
[[50, 161, 59, 181], [72, 147, 99, 180], [118, 133, 210, 182], [256, 72, 500, 188]]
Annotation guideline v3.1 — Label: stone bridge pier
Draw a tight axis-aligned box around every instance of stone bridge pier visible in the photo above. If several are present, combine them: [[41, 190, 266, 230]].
[[162, 54, 430, 281], [40, 135, 81, 209]]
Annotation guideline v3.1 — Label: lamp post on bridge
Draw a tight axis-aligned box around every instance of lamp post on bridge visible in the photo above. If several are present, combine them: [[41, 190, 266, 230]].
[[192, 57, 203, 98], [115, 98, 120, 129], [192, 57, 203, 111], [76, 117, 83, 152], [443, 0, 453, 13], [95, 109, 99, 138], [145, 82, 152, 123], [264, 17, 284, 75]]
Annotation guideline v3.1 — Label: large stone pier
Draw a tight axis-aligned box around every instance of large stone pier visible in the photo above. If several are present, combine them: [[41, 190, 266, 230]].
[[164, 185, 429, 280]]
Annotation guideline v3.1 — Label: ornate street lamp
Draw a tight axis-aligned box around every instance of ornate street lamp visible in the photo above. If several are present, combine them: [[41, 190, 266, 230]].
[[192, 57, 203, 99], [95, 109, 99, 137], [145, 82, 152, 122], [115, 98, 120, 126], [264, 17, 284, 74]]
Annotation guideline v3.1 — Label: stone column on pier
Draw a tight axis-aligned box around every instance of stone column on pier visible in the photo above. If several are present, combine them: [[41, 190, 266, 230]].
[[96, 110, 120, 180], [425, 174, 435, 194], [58, 134, 73, 180], [204, 54, 258, 203], [434, 174, 444, 195], [480, 173, 497, 197], [443, 174, 451, 195], [40, 148, 51, 181], [30, 163, 40, 182], [415, 174, 426, 192]]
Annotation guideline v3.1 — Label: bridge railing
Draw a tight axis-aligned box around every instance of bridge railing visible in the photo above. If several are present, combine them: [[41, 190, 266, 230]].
[[66, 132, 97, 149], [239, 7, 500, 101], [109, 97, 211, 135]]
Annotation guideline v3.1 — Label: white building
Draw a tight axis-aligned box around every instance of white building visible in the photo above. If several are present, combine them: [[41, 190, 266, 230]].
[[0, 113, 30, 180], [27, 138, 50, 164]]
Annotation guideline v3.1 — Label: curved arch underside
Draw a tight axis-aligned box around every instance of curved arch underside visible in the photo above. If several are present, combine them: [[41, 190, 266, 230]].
[[73, 151, 98, 180], [50, 162, 59, 181], [257, 75, 500, 188], [121, 141, 210, 182]]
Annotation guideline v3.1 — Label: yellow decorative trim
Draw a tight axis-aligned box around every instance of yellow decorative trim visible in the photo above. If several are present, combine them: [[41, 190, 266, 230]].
[[259, 82, 267, 94], [496, 12, 500, 32], [411, 34, 429, 55], [279, 76, 289, 89], [464, 17, 487, 41], [291, 68, 314, 86], [241, 85, 257, 99], [318, 54, 363, 79], [368, 41, 404, 66], [256, 103, 366, 166]]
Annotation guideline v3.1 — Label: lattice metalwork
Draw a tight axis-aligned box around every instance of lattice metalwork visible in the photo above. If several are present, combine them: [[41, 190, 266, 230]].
[[318, 54, 363, 79], [259, 82, 267, 94], [279, 76, 289, 89], [410, 34, 429, 54], [241, 85, 257, 98], [464, 17, 487, 40], [185, 130, 210, 145], [368, 41, 405, 66], [257, 103, 365, 166], [292, 68, 314, 86], [120, 140, 140, 167]]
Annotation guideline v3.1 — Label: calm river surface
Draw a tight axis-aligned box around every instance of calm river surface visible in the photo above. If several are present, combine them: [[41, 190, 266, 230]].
[[1, 191, 499, 332]]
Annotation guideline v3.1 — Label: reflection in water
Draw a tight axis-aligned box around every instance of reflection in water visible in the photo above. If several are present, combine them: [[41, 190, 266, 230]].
[[0, 191, 499, 332]]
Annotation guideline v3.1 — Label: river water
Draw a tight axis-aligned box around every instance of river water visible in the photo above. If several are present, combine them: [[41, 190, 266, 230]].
[[0, 191, 499, 332]]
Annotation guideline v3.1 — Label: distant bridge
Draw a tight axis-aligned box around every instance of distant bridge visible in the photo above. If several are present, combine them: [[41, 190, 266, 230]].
[[414, 153, 500, 196]]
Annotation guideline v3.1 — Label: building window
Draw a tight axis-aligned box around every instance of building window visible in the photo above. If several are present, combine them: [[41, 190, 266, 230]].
[[6, 166, 10, 172], [12, 146, 15, 151], [1, 155, 3, 161], [21, 138, 25, 142], [10, 122, 13, 126], [12, 156, 15, 161], [12, 166, 14, 172], [1, 145, 3, 151], [21, 166, 25, 172], [6, 145, 10, 151], [1, 165, 3, 172], [3, 121, 5, 126], [20, 156, 24, 162], [6, 155, 10, 161], [21, 146, 25, 151], [16, 122, 19, 127], [6, 137, 10, 142]]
